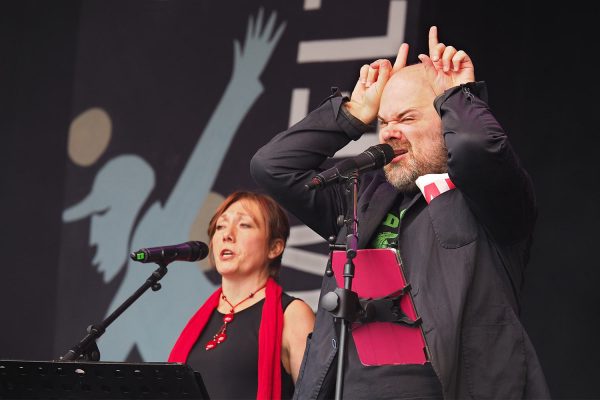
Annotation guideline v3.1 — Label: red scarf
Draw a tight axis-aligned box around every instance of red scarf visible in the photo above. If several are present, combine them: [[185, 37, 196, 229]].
[[168, 277, 283, 400]]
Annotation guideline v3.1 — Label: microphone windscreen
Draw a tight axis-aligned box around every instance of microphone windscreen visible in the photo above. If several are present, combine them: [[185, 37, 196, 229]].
[[369, 144, 395, 167], [188, 241, 209, 261]]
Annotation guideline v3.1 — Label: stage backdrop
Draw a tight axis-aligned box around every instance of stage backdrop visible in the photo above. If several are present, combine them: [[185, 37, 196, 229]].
[[56, 0, 418, 363]]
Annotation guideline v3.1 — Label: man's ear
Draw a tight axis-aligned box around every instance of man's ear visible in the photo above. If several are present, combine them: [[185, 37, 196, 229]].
[[268, 239, 285, 260]]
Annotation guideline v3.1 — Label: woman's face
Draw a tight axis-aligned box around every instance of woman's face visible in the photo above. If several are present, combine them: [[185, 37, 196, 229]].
[[211, 200, 276, 279]]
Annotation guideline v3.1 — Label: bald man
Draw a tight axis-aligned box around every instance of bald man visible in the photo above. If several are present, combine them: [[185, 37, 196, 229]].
[[251, 27, 550, 400]]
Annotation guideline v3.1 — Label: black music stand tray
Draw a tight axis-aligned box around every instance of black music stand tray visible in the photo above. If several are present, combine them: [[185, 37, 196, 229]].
[[0, 359, 209, 399]]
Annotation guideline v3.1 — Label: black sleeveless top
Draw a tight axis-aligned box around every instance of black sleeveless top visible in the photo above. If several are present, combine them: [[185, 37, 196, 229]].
[[187, 293, 296, 400]]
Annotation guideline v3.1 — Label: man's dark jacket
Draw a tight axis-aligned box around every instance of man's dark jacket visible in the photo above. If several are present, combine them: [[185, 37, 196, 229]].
[[251, 83, 550, 399]]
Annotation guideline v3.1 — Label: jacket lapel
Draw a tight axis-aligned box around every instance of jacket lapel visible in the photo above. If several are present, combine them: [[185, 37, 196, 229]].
[[357, 176, 400, 248]]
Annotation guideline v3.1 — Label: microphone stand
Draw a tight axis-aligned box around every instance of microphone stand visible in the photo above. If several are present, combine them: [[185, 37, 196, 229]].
[[320, 169, 364, 400], [335, 170, 358, 400], [59, 262, 170, 361]]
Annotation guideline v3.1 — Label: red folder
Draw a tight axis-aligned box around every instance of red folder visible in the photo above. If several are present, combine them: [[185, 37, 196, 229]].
[[331, 248, 428, 366]]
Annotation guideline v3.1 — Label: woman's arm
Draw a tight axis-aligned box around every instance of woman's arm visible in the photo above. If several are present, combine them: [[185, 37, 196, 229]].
[[281, 300, 315, 383]]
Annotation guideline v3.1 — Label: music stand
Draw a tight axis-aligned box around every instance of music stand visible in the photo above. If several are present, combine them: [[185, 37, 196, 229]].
[[0, 359, 209, 399]]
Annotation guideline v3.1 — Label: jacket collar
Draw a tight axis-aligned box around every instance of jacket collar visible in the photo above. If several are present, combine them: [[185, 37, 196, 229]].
[[357, 173, 424, 248]]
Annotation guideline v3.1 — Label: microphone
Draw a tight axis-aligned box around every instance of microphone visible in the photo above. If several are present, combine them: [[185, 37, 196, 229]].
[[305, 143, 396, 190], [130, 241, 209, 264]]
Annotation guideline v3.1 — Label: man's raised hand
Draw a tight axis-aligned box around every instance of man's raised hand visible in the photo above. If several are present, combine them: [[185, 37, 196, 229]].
[[417, 26, 475, 96], [344, 42, 408, 124]]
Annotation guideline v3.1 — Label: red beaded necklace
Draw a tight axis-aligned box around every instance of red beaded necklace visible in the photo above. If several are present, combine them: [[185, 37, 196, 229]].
[[205, 282, 268, 351]]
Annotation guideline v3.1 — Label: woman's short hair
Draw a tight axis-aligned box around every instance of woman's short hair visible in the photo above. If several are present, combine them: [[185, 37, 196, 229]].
[[207, 191, 290, 278]]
